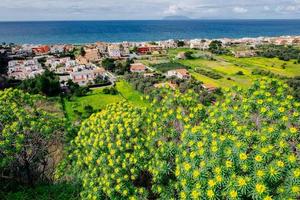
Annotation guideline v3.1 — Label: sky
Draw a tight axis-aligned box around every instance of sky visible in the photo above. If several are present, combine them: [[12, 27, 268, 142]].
[[0, 0, 300, 21]]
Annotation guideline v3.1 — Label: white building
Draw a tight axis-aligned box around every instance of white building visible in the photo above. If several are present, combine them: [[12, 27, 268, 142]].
[[166, 69, 191, 79], [190, 39, 210, 50], [7, 59, 44, 80], [50, 45, 65, 54], [69, 67, 106, 86], [108, 45, 121, 58]]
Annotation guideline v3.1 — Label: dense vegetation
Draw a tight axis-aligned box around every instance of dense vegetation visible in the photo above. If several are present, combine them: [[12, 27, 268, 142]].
[[257, 45, 300, 61], [194, 67, 223, 79], [102, 58, 132, 75], [58, 78, 299, 200], [251, 69, 287, 79], [0, 89, 67, 195], [18, 70, 61, 97], [209, 40, 230, 55], [152, 62, 189, 73]]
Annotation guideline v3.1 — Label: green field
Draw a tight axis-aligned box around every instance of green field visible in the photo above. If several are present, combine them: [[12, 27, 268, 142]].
[[64, 80, 147, 121], [220, 56, 300, 77], [175, 55, 300, 89]]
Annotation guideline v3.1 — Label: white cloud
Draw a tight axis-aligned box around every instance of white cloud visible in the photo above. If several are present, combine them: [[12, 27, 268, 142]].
[[164, 5, 183, 15], [233, 7, 248, 13], [0, 0, 300, 20]]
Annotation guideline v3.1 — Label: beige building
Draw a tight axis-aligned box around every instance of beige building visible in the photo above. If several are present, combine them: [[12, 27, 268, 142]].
[[166, 69, 190, 79]]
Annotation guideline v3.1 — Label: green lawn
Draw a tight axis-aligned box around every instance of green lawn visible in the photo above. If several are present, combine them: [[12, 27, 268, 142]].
[[64, 80, 147, 121]]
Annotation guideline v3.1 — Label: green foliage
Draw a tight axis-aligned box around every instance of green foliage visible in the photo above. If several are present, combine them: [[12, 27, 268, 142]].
[[0, 89, 65, 185], [176, 40, 185, 47], [18, 70, 61, 97], [152, 62, 189, 73], [252, 69, 288, 79], [236, 71, 245, 75], [257, 45, 300, 61], [102, 58, 116, 71], [61, 78, 299, 199], [287, 76, 300, 101], [184, 51, 194, 59], [194, 67, 223, 79], [1, 183, 80, 200], [66, 80, 90, 97], [209, 40, 229, 55], [103, 86, 118, 95], [176, 79, 300, 199]]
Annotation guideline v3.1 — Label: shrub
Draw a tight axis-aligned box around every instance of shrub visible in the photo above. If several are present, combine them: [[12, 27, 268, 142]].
[[236, 71, 244, 75], [176, 79, 300, 199], [0, 89, 65, 186], [60, 79, 300, 199]]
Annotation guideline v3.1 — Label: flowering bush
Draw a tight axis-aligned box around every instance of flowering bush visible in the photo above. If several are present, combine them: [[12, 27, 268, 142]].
[[65, 102, 153, 199], [63, 78, 299, 199], [176, 79, 300, 199], [0, 89, 65, 185]]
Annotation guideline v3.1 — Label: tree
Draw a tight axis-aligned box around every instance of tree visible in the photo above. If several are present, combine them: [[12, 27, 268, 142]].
[[80, 47, 86, 57], [176, 40, 185, 47], [19, 70, 61, 97], [209, 40, 229, 55], [66, 80, 89, 97], [102, 58, 116, 71], [184, 51, 194, 59], [0, 89, 65, 186]]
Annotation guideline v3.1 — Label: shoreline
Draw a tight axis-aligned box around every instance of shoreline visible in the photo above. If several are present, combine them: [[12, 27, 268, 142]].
[[2, 35, 300, 46]]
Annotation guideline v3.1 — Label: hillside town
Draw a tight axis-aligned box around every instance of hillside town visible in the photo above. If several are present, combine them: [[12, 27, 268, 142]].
[[1, 35, 300, 90]]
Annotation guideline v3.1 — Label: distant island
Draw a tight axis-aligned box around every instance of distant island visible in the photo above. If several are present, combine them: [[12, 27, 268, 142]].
[[163, 15, 191, 20]]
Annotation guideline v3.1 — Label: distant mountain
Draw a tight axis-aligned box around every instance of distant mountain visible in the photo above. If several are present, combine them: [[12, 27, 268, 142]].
[[163, 16, 191, 20]]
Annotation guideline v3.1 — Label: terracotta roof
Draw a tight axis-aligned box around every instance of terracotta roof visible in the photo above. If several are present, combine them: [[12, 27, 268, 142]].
[[175, 69, 189, 76], [202, 83, 217, 91], [93, 67, 106, 73], [130, 63, 146, 71]]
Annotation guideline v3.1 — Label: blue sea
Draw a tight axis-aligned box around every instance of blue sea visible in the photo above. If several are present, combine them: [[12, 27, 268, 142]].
[[0, 20, 300, 44]]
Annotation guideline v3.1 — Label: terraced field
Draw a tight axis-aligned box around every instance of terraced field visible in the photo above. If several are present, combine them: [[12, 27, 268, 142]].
[[174, 53, 299, 88]]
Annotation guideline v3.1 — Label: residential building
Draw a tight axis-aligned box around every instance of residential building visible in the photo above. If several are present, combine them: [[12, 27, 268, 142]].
[[234, 50, 256, 58], [137, 46, 163, 55], [95, 42, 108, 54], [70, 67, 106, 86], [202, 83, 217, 93], [84, 47, 101, 62], [108, 45, 121, 58], [176, 52, 187, 60], [7, 59, 44, 80], [130, 63, 147, 73], [190, 39, 210, 50], [32, 45, 50, 55], [50, 45, 65, 54], [166, 69, 190, 79]]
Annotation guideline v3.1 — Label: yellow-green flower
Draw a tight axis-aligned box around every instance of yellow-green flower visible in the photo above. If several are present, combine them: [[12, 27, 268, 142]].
[[207, 189, 214, 198], [239, 153, 247, 160], [255, 155, 263, 162], [229, 190, 238, 198], [255, 183, 266, 194]]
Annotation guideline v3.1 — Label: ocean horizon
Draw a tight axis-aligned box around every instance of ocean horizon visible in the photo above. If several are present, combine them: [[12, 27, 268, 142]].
[[0, 19, 300, 44]]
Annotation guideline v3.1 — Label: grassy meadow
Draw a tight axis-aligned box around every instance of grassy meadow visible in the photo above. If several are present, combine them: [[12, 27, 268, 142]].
[[64, 80, 147, 121]]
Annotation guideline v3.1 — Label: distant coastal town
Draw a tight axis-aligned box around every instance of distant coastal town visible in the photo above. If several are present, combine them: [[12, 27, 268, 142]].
[[1, 35, 299, 90]]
